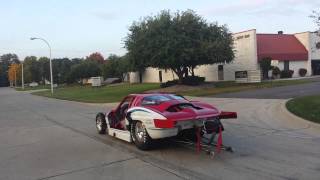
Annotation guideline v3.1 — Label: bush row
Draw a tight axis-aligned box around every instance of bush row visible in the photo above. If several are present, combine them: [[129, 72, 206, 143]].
[[160, 76, 205, 88], [272, 67, 307, 78]]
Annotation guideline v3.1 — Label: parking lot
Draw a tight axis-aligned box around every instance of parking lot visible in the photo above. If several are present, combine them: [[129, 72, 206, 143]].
[[1, 88, 320, 180]]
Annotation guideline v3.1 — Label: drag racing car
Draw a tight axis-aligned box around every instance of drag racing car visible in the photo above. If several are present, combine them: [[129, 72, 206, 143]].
[[95, 93, 237, 152]]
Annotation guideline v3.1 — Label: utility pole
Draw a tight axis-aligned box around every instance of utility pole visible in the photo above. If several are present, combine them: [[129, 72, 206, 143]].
[[14, 66, 17, 88], [21, 63, 24, 90]]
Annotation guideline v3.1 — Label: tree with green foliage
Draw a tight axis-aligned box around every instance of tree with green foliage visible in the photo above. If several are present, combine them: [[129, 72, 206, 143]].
[[52, 58, 72, 84], [259, 57, 272, 80], [102, 54, 130, 81], [24, 56, 40, 83], [38, 57, 50, 84], [125, 10, 234, 83], [310, 10, 320, 31], [67, 61, 101, 83]]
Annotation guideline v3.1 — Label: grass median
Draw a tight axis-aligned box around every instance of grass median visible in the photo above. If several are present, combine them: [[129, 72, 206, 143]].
[[30, 78, 317, 103], [286, 94, 320, 124], [181, 79, 316, 96], [32, 83, 160, 103]]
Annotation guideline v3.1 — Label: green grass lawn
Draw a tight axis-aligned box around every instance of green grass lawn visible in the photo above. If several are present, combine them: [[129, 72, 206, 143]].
[[32, 83, 160, 103], [30, 78, 317, 103], [181, 79, 316, 96], [286, 95, 320, 124]]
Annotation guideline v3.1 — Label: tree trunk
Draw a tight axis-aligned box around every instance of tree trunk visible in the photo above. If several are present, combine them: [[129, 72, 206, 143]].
[[172, 68, 184, 84], [183, 67, 188, 78], [139, 70, 143, 83]]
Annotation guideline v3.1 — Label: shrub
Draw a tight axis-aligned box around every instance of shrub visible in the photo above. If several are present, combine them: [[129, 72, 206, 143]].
[[160, 79, 179, 88], [280, 70, 294, 78], [181, 76, 205, 86], [272, 67, 281, 76], [160, 76, 205, 88], [298, 68, 307, 77]]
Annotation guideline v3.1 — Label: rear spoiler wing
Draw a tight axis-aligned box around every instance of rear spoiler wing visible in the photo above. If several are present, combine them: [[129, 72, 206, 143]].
[[219, 111, 237, 119]]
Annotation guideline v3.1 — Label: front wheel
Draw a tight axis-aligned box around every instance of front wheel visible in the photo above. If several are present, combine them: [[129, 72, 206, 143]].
[[131, 121, 153, 150], [96, 113, 107, 134]]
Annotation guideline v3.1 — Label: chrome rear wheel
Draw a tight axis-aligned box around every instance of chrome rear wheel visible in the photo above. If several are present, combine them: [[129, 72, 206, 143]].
[[96, 113, 107, 134]]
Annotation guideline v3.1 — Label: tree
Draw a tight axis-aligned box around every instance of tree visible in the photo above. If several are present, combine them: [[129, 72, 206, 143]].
[[7, 63, 21, 86], [125, 20, 151, 83], [310, 10, 320, 32], [87, 52, 105, 64], [24, 56, 40, 83], [67, 61, 101, 83], [52, 58, 72, 84], [38, 57, 50, 84], [0, 53, 20, 87], [102, 54, 130, 81], [125, 10, 234, 83], [259, 57, 272, 80]]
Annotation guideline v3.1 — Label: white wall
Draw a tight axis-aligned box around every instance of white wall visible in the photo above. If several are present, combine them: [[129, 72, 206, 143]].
[[277, 61, 308, 77], [294, 32, 312, 76], [193, 64, 219, 81], [129, 67, 177, 83], [224, 29, 259, 81], [192, 29, 259, 81], [310, 32, 320, 60]]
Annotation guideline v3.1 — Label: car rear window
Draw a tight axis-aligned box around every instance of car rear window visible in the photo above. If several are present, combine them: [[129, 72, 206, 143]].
[[141, 95, 171, 105], [168, 94, 185, 100], [141, 94, 186, 105]]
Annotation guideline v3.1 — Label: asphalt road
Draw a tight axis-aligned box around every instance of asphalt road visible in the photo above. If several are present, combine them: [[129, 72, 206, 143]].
[[1, 88, 320, 180], [214, 78, 320, 99]]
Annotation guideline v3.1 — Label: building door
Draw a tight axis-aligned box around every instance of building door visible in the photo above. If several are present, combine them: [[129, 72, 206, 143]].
[[284, 61, 290, 71], [218, 65, 224, 81], [159, 71, 163, 83], [312, 60, 320, 75]]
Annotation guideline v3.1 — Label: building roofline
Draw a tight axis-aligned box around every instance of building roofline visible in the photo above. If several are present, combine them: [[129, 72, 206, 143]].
[[256, 33, 293, 35], [233, 29, 256, 35], [294, 31, 311, 35]]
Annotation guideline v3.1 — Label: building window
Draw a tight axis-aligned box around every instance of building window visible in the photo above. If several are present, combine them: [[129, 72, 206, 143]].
[[284, 61, 289, 71]]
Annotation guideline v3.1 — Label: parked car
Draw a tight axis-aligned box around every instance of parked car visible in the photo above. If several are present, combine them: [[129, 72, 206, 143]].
[[29, 82, 39, 87]]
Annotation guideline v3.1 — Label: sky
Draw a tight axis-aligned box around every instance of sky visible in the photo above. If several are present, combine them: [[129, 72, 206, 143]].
[[0, 0, 319, 60]]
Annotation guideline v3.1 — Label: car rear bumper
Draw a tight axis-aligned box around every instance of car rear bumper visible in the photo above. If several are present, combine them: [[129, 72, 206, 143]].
[[147, 127, 179, 139], [147, 120, 203, 139]]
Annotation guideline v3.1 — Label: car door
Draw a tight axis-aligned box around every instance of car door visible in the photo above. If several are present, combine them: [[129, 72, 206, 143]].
[[112, 96, 134, 129]]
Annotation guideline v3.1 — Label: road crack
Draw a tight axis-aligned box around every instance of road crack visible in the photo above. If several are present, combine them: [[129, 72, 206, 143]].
[[35, 157, 137, 180]]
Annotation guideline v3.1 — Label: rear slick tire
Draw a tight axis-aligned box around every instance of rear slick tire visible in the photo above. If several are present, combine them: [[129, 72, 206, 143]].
[[131, 121, 153, 150], [96, 113, 107, 134]]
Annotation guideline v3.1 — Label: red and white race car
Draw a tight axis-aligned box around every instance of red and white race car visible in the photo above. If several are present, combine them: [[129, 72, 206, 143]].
[[95, 93, 237, 150]]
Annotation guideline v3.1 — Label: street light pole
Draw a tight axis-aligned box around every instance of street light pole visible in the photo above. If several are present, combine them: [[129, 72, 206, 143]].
[[30, 37, 53, 94]]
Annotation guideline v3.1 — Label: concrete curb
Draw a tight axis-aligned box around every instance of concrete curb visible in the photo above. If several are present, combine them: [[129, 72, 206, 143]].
[[30, 92, 119, 108], [18, 89, 49, 93], [282, 99, 320, 129]]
